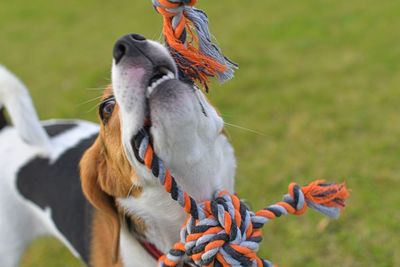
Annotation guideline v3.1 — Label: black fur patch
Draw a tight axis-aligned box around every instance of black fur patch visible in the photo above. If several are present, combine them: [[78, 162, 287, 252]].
[[0, 107, 7, 131], [44, 123, 77, 137], [17, 134, 97, 264]]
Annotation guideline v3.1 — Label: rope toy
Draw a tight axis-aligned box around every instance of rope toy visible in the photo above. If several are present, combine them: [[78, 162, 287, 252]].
[[152, 0, 237, 91], [133, 129, 350, 267]]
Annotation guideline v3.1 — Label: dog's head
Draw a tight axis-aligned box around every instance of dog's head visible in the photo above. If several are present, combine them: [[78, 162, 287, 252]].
[[80, 34, 236, 262]]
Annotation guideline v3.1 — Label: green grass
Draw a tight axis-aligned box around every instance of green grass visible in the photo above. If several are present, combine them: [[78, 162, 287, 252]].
[[1, 0, 399, 266]]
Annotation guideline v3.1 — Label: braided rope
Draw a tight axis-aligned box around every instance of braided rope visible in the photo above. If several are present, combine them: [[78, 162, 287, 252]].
[[152, 0, 237, 91], [132, 128, 350, 267]]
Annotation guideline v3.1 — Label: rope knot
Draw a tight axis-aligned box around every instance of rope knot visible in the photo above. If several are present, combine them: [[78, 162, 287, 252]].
[[153, 0, 196, 19], [161, 191, 271, 267]]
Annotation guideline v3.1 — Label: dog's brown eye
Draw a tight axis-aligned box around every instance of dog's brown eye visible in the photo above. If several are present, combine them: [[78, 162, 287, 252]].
[[99, 98, 116, 123]]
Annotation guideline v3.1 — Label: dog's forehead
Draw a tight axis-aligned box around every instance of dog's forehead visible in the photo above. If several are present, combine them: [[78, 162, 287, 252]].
[[102, 85, 114, 100]]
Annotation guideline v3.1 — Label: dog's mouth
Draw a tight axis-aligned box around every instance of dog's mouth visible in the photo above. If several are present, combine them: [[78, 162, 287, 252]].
[[132, 65, 177, 162], [146, 66, 176, 98], [143, 65, 177, 125]]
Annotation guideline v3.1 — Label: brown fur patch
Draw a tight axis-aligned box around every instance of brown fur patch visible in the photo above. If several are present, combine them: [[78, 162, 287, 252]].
[[80, 85, 145, 264], [90, 210, 123, 267]]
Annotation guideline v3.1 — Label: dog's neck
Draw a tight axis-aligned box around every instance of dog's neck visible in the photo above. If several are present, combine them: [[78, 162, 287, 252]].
[[117, 133, 236, 257]]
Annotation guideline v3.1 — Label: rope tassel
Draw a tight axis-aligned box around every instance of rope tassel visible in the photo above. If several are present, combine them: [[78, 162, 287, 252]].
[[286, 180, 350, 218], [132, 129, 350, 267], [152, 0, 238, 90]]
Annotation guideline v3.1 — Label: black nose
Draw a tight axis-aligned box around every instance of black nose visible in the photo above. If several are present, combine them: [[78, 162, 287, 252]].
[[113, 34, 147, 64]]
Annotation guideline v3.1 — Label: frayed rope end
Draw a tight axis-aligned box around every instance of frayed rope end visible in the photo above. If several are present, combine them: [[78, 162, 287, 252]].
[[288, 180, 350, 219], [153, 0, 238, 91]]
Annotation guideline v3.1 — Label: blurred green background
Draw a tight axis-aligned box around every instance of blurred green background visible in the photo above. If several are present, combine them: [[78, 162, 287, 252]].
[[1, 0, 399, 266]]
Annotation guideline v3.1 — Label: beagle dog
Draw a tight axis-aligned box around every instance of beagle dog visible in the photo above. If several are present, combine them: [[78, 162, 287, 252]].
[[0, 33, 236, 266]]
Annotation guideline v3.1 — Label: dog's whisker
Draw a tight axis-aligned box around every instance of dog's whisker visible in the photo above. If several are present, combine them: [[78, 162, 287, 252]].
[[102, 77, 111, 82], [152, 31, 163, 42], [85, 87, 106, 91], [82, 95, 104, 102], [127, 184, 135, 198], [76, 95, 104, 107], [220, 113, 236, 118], [224, 121, 267, 137], [85, 102, 102, 113], [156, 31, 164, 43], [86, 81, 110, 91], [120, 184, 136, 230]]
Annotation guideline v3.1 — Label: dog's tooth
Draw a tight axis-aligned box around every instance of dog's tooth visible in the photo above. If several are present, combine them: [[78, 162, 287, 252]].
[[168, 71, 175, 78], [155, 79, 163, 87], [146, 86, 154, 97], [149, 86, 155, 95], [146, 74, 176, 98], [148, 81, 159, 96], [159, 67, 175, 79]]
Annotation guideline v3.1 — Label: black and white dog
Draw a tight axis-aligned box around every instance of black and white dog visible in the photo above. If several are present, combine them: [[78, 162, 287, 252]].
[[0, 65, 99, 266], [0, 34, 236, 266]]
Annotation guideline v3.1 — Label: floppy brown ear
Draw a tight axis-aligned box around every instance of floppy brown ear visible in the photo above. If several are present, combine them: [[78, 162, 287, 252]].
[[80, 137, 120, 264]]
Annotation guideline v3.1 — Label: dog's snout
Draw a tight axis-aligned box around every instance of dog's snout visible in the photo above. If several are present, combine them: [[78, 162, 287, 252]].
[[113, 34, 147, 64]]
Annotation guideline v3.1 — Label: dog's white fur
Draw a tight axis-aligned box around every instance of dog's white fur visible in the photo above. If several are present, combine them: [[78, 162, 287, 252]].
[[0, 39, 236, 266]]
